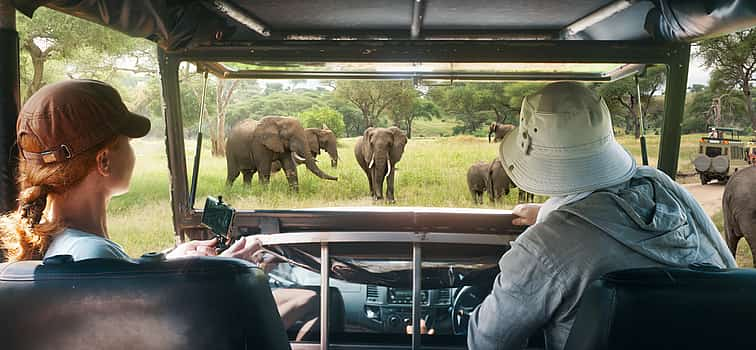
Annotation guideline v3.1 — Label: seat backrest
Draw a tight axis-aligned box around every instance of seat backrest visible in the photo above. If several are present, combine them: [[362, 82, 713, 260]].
[[565, 266, 756, 350], [0, 255, 291, 350]]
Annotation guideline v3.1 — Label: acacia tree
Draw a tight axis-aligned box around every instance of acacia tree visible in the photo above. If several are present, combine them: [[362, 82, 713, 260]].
[[388, 90, 440, 138], [697, 29, 756, 130], [16, 8, 143, 99], [335, 80, 409, 129], [598, 66, 666, 138]]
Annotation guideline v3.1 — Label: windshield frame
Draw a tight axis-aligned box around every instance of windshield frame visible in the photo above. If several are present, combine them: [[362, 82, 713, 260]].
[[158, 39, 691, 349]]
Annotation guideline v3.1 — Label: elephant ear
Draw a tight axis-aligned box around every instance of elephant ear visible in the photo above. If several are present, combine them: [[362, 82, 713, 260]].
[[389, 127, 408, 163], [260, 122, 285, 153], [306, 129, 321, 155], [361, 127, 375, 161]]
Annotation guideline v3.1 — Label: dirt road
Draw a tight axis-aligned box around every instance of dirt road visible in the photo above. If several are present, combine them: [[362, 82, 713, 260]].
[[682, 182, 726, 216]]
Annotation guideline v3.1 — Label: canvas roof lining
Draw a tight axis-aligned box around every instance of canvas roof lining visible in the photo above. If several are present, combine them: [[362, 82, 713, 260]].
[[12, 0, 756, 52]]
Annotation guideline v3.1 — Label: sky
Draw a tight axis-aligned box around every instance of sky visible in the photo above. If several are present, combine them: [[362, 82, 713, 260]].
[[688, 54, 712, 87]]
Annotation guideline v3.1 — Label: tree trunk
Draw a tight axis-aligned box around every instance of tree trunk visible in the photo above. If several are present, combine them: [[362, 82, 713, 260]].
[[24, 40, 47, 99], [210, 80, 239, 157], [743, 81, 754, 132]]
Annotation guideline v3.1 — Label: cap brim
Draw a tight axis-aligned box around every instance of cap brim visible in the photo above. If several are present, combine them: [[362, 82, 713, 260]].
[[499, 130, 636, 197], [119, 112, 151, 138]]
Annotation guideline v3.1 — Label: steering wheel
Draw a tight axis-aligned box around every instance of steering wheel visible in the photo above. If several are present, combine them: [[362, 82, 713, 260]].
[[451, 286, 485, 336]]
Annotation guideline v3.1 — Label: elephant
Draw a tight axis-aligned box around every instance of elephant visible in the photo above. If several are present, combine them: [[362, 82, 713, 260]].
[[467, 161, 490, 204], [487, 158, 513, 203], [354, 127, 408, 202], [488, 122, 516, 143], [467, 158, 513, 204], [723, 166, 756, 266], [270, 126, 340, 173], [225, 116, 337, 190]]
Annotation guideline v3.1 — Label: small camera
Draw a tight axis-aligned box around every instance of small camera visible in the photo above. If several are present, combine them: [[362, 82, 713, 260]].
[[201, 196, 236, 253]]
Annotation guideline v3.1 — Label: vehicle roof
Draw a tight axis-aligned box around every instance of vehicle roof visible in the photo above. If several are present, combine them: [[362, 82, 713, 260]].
[[14, 1, 756, 51], [711, 127, 744, 132]]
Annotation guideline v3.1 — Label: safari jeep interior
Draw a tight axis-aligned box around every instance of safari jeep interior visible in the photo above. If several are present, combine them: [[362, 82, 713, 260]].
[[1, 1, 756, 349]]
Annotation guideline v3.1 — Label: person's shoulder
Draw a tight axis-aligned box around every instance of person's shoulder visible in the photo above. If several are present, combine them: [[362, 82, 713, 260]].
[[48, 228, 130, 261]]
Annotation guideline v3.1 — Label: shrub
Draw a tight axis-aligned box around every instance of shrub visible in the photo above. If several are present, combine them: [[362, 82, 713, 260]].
[[299, 106, 346, 137]]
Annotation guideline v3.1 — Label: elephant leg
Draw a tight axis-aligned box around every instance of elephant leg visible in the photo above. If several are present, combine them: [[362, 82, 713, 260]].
[[362, 168, 375, 197], [226, 163, 241, 187], [258, 161, 272, 185], [386, 169, 396, 203], [242, 170, 254, 186], [281, 155, 299, 192]]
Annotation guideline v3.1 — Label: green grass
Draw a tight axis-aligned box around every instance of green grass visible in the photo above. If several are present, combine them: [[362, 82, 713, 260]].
[[108, 133, 719, 259]]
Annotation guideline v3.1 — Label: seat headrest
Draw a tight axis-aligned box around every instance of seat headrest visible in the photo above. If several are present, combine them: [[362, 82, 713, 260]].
[[565, 266, 756, 350], [0, 256, 291, 350]]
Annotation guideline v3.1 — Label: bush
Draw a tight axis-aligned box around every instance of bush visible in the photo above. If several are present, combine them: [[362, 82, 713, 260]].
[[298, 106, 346, 137]]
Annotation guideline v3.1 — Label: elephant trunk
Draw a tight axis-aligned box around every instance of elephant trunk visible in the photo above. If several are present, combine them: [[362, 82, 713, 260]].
[[488, 130, 494, 143], [370, 155, 390, 196], [304, 153, 337, 181]]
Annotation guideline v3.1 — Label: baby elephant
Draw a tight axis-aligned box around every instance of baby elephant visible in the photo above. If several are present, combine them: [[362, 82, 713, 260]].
[[467, 158, 512, 204], [723, 166, 756, 266]]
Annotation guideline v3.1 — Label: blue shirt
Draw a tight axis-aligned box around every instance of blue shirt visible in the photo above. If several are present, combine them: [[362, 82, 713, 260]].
[[44, 228, 131, 261]]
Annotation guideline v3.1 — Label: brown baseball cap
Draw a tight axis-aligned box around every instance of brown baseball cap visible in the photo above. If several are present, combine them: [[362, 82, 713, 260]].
[[17, 79, 151, 164]]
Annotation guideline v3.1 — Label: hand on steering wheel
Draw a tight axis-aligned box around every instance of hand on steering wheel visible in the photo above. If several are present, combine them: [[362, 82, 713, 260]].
[[405, 317, 435, 335]]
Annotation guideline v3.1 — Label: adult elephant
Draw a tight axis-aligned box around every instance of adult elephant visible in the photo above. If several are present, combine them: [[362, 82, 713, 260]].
[[723, 166, 756, 266], [225, 116, 337, 189], [488, 122, 515, 143], [354, 127, 408, 202], [467, 158, 513, 204], [270, 127, 339, 173]]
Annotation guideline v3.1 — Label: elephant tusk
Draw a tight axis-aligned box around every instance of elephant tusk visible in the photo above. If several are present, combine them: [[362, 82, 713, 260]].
[[293, 153, 307, 162], [368, 156, 375, 168], [387, 161, 391, 174]]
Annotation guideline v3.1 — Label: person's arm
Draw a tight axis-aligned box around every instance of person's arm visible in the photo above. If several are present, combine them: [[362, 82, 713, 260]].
[[467, 238, 564, 350]]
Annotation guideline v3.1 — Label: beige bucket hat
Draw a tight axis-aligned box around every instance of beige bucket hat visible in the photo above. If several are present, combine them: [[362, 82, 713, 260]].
[[499, 81, 636, 197]]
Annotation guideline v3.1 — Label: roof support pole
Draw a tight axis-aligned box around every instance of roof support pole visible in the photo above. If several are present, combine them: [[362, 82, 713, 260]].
[[320, 243, 330, 350], [561, 0, 636, 38], [657, 44, 690, 179], [0, 0, 19, 214], [158, 49, 191, 244], [410, 0, 424, 39], [411, 242, 422, 349]]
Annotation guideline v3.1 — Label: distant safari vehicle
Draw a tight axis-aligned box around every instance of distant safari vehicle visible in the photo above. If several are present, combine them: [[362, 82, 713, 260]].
[[693, 127, 750, 185], [747, 141, 756, 165]]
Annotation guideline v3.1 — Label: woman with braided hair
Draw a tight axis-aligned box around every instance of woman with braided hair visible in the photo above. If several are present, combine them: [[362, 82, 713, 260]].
[[0, 79, 258, 262]]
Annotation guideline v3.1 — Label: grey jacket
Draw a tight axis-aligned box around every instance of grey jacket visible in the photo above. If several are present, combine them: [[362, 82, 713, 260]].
[[467, 167, 736, 350]]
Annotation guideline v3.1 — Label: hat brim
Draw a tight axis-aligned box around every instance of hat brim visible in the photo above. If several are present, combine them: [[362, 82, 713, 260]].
[[499, 130, 636, 197], [119, 112, 151, 139]]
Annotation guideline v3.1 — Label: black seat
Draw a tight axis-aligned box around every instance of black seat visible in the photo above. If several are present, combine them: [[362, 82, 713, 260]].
[[0, 255, 291, 350], [564, 266, 756, 350]]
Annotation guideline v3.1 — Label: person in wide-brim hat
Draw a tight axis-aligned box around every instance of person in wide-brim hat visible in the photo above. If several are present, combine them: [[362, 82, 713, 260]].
[[467, 81, 736, 350]]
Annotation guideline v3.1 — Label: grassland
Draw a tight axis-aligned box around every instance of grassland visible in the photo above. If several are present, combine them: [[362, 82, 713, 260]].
[[108, 131, 751, 268]]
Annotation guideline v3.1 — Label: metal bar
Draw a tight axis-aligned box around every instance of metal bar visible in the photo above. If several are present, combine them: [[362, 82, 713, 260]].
[[411, 243, 422, 350], [658, 45, 691, 179], [253, 231, 514, 246], [219, 70, 614, 82], [410, 0, 424, 39], [282, 30, 556, 41], [158, 49, 191, 242], [0, 0, 19, 215], [211, 0, 270, 37], [188, 72, 209, 208], [561, 0, 636, 38], [320, 242, 330, 350], [635, 74, 649, 166], [181, 208, 524, 236], [171, 40, 687, 65]]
